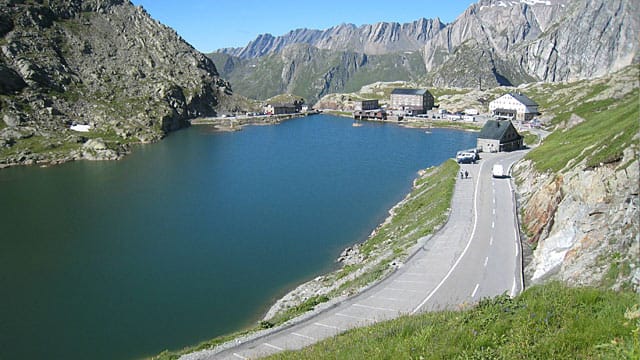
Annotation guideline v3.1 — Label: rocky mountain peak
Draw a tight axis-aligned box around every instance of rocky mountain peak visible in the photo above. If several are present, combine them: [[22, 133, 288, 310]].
[[220, 17, 446, 59]]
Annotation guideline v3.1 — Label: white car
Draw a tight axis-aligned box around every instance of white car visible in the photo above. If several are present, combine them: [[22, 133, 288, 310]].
[[492, 164, 505, 178]]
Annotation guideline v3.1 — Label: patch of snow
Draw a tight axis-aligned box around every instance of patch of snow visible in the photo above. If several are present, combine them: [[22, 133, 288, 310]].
[[520, 0, 552, 5], [70, 124, 91, 132]]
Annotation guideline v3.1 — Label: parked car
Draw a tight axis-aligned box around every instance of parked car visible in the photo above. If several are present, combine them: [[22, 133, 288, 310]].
[[456, 151, 476, 164]]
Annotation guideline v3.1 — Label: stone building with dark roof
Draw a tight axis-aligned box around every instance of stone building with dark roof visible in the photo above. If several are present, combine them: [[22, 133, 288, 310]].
[[477, 120, 523, 152], [390, 88, 434, 115]]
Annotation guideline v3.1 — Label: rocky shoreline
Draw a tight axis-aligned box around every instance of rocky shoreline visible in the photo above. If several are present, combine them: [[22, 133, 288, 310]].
[[190, 111, 319, 131], [0, 135, 132, 169]]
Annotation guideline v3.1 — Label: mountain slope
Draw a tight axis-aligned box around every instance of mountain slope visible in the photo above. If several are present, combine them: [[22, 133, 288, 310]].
[[0, 0, 230, 166], [209, 45, 426, 103], [214, 0, 639, 99]]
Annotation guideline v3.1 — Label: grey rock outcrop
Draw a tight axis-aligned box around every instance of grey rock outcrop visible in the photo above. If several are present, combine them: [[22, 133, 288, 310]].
[[515, 141, 640, 292], [0, 0, 231, 167]]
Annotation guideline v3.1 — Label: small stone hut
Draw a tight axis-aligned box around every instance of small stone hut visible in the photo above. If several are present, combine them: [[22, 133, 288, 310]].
[[477, 120, 523, 152]]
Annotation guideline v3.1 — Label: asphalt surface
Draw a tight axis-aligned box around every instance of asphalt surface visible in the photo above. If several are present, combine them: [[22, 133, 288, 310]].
[[184, 150, 528, 360]]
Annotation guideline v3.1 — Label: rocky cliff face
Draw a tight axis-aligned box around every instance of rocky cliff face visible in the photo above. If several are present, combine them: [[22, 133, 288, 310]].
[[0, 0, 230, 166], [424, 0, 639, 86], [515, 148, 639, 291], [220, 18, 445, 59]]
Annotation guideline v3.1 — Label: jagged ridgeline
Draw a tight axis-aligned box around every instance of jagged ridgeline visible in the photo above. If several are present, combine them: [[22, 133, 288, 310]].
[[211, 0, 639, 103], [0, 0, 231, 166]]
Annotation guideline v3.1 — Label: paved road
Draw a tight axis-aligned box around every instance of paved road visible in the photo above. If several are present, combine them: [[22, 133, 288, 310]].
[[184, 150, 528, 360]]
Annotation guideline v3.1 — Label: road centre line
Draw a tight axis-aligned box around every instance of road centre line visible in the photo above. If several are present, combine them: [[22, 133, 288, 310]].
[[490, 236, 494, 246], [370, 295, 402, 301], [353, 303, 397, 312], [291, 332, 316, 341], [394, 280, 427, 284], [262, 343, 284, 351], [384, 287, 422, 293], [335, 312, 374, 321], [484, 257, 489, 267], [313, 322, 344, 331], [411, 160, 486, 314], [471, 283, 480, 298]]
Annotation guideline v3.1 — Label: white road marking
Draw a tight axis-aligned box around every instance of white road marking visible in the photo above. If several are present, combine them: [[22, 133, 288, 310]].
[[370, 295, 402, 301], [394, 280, 426, 284], [353, 303, 397, 312], [335, 313, 373, 321], [490, 236, 494, 246], [508, 159, 525, 296], [263, 343, 284, 351], [411, 160, 486, 314], [403, 272, 426, 276], [386, 286, 421, 293], [314, 322, 344, 331], [484, 257, 489, 267], [292, 332, 316, 341], [471, 283, 480, 298], [492, 221, 495, 229], [493, 208, 496, 215], [233, 353, 248, 359]]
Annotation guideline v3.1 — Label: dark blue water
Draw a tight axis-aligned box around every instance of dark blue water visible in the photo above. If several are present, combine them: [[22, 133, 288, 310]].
[[0, 114, 476, 359]]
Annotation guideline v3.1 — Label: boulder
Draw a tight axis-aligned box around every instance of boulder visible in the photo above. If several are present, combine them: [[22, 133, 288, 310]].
[[0, 64, 27, 94], [83, 138, 107, 151]]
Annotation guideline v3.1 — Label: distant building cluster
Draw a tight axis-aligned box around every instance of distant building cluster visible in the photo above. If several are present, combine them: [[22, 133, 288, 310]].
[[352, 88, 435, 121], [263, 99, 307, 115], [347, 87, 541, 154]]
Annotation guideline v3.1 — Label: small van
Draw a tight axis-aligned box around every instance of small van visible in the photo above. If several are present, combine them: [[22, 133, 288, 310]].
[[492, 164, 505, 178]]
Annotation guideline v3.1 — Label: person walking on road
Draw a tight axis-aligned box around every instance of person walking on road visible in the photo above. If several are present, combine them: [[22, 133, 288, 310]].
[[465, 170, 469, 179]]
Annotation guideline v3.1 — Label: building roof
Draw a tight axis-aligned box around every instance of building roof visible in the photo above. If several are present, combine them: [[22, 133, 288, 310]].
[[267, 103, 297, 108], [506, 92, 538, 106], [478, 120, 520, 140], [391, 88, 428, 95]]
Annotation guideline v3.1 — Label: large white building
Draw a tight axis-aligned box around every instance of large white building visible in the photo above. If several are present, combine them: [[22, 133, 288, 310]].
[[489, 93, 539, 121]]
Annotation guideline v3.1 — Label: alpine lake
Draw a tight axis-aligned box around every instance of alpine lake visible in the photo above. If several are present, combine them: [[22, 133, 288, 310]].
[[0, 114, 477, 359]]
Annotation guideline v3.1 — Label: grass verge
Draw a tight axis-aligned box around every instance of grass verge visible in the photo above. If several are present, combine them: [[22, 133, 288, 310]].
[[268, 282, 640, 359]]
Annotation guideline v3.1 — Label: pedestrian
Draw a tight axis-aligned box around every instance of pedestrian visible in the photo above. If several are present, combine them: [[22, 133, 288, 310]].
[[460, 171, 464, 179], [465, 170, 469, 179]]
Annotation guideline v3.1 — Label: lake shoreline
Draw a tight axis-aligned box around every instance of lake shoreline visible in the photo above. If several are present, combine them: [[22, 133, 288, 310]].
[[174, 159, 461, 360]]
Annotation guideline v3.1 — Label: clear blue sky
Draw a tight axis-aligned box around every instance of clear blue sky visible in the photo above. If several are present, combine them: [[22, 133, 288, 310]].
[[129, 0, 476, 53]]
